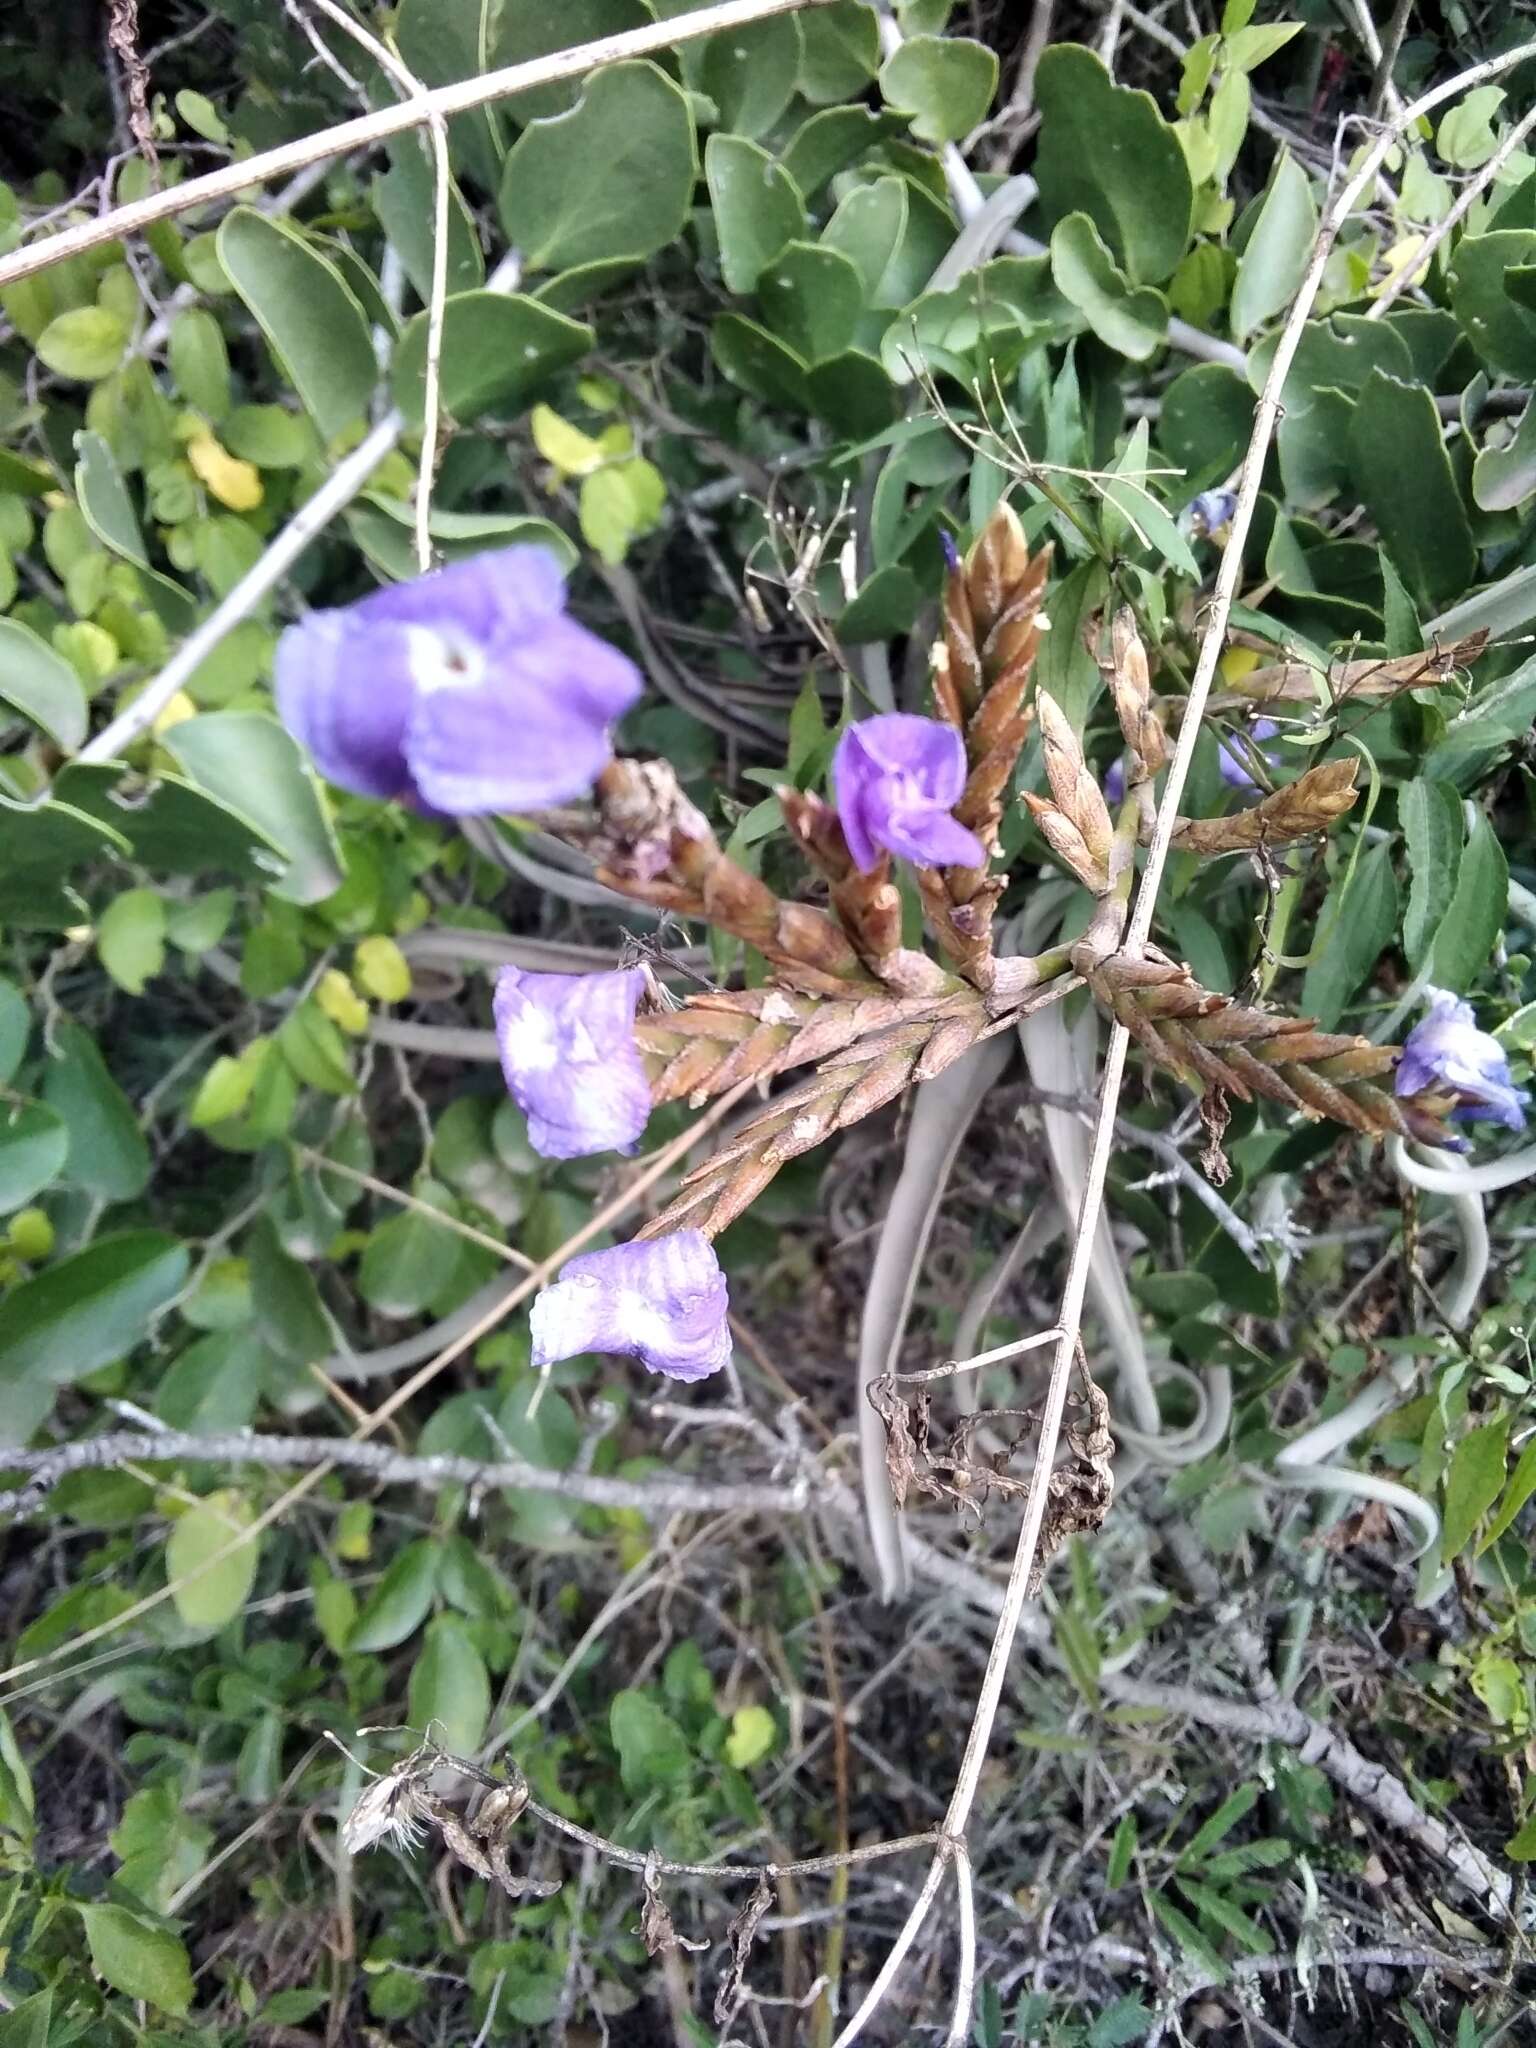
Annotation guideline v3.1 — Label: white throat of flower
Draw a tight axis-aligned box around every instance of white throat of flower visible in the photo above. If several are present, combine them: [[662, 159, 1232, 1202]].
[[615, 1288, 672, 1353], [500, 999, 560, 1073], [406, 623, 488, 696]]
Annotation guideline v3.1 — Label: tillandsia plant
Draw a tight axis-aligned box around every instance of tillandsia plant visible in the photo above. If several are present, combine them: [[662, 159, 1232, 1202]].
[[273, 504, 1517, 1406]]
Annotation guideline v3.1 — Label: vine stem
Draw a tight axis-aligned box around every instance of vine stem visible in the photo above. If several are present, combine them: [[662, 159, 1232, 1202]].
[[0, 0, 836, 291], [830, 34, 1536, 2047]]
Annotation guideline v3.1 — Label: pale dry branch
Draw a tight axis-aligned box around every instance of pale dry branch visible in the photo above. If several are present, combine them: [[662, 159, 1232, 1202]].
[[298, 0, 453, 573], [0, 1428, 811, 1523], [0, 0, 837, 290], [1366, 98, 1536, 322]]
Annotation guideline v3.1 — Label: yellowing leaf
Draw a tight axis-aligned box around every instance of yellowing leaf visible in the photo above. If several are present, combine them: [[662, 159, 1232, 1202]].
[[580, 457, 666, 565], [530, 403, 607, 478], [165, 1488, 259, 1629], [353, 934, 412, 1003], [725, 1703, 777, 1770], [317, 968, 370, 1035], [152, 690, 197, 736], [186, 431, 264, 512]]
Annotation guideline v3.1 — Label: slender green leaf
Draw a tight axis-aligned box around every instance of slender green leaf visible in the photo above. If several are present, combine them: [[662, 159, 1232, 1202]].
[[216, 209, 376, 439]]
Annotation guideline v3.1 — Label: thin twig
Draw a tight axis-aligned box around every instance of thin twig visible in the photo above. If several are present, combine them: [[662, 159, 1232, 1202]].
[[0, 0, 837, 289], [0, 1428, 809, 1522], [298, 0, 453, 574], [1368, 0, 1415, 121]]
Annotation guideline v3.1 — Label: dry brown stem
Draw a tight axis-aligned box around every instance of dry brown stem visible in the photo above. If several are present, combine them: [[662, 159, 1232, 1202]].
[[1216, 630, 1489, 707]]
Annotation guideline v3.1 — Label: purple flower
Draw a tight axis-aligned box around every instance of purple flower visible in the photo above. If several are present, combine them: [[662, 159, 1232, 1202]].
[[1395, 989, 1529, 1134], [1186, 489, 1238, 537], [939, 529, 961, 572], [1218, 717, 1280, 792], [1104, 756, 1127, 806], [831, 714, 986, 875], [529, 1231, 731, 1381], [274, 546, 641, 814], [493, 966, 651, 1160]]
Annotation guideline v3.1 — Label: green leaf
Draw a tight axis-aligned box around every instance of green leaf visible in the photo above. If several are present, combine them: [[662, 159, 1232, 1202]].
[[610, 1688, 691, 1795], [1148, 1890, 1226, 1980], [1175, 1783, 1259, 1864], [249, 1215, 332, 1367], [223, 404, 315, 469], [1450, 231, 1536, 379], [164, 712, 344, 905], [797, 2, 880, 105], [1348, 370, 1475, 608], [838, 563, 922, 642], [703, 15, 802, 138], [1437, 86, 1505, 170], [1479, 1435, 1536, 1555], [1105, 1812, 1138, 1889], [168, 306, 231, 421], [359, 1192, 465, 1317], [166, 1488, 260, 1628], [0, 616, 89, 750], [390, 291, 592, 424], [36, 306, 127, 381], [724, 1703, 776, 1769], [711, 312, 810, 410], [706, 134, 806, 295], [758, 241, 864, 362], [1087, 1996, 1155, 2048], [1230, 151, 1316, 340], [98, 887, 167, 996], [1299, 839, 1398, 1028], [1223, 22, 1302, 71], [0, 1103, 67, 1215], [1473, 393, 1536, 511], [0, 979, 28, 1086], [1035, 45, 1193, 284], [1157, 362, 1252, 495], [1505, 1812, 1536, 1860], [76, 1903, 192, 2016], [499, 62, 696, 273], [1443, 1416, 1509, 1558], [74, 428, 148, 565], [494, 0, 649, 121], [805, 349, 900, 438], [781, 105, 890, 198], [0, 793, 126, 929], [1400, 779, 1463, 971], [53, 761, 284, 882], [879, 34, 998, 144], [374, 138, 485, 303], [278, 1000, 355, 1095], [43, 1019, 149, 1199], [216, 209, 376, 440], [1050, 213, 1168, 361], [349, 1538, 439, 1652], [393, 0, 506, 188], [0, 1231, 187, 1399], [409, 1614, 491, 1754], [1430, 813, 1507, 992]]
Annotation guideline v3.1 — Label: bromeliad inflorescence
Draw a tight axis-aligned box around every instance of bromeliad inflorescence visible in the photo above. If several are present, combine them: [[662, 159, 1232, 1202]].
[[274, 510, 1520, 1397]]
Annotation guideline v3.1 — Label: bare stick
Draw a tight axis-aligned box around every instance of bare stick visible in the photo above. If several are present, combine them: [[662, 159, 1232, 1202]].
[[299, 0, 453, 574], [830, 36, 1536, 2043], [0, 0, 835, 290], [0, 1428, 808, 1522]]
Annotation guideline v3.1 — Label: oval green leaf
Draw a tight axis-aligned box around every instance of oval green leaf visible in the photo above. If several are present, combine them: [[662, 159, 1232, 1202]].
[[216, 209, 377, 440]]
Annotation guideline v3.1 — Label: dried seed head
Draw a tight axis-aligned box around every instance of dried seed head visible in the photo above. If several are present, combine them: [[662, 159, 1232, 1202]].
[[1036, 691, 1114, 872], [1170, 757, 1359, 855], [1022, 791, 1111, 894], [1108, 606, 1167, 779]]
